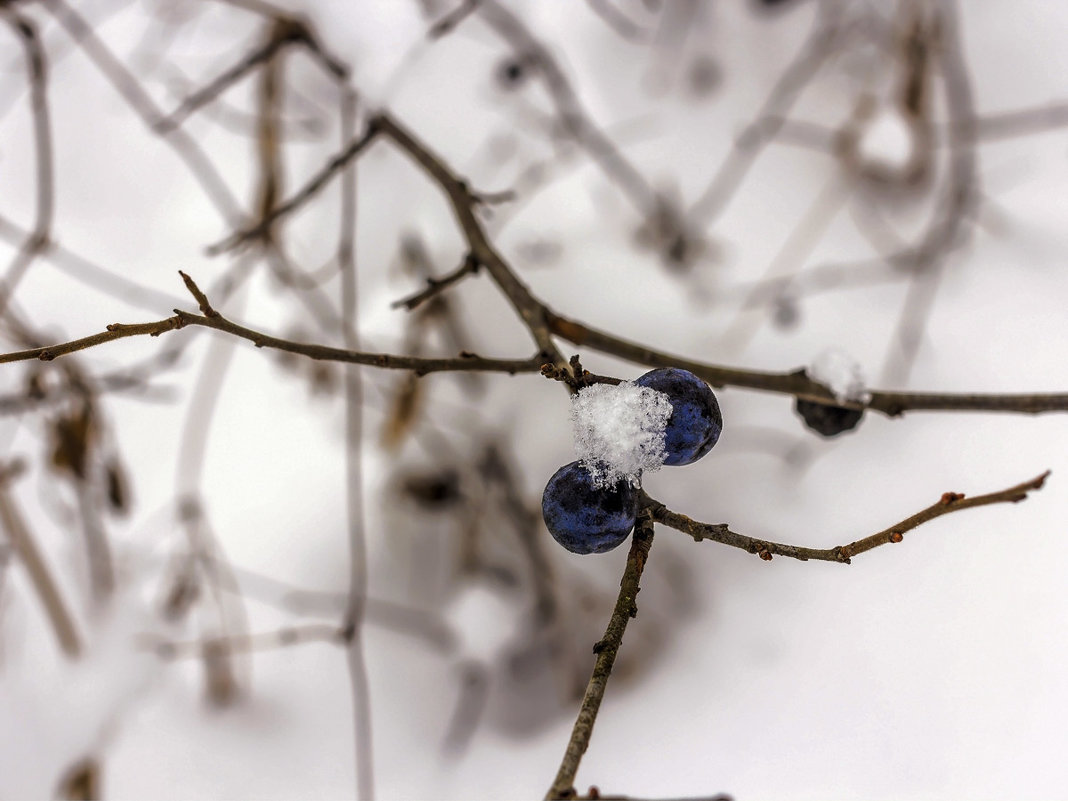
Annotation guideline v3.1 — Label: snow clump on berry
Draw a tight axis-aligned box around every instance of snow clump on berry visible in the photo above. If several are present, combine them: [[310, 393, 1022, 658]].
[[807, 348, 871, 404], [569, 381, 672, 488]]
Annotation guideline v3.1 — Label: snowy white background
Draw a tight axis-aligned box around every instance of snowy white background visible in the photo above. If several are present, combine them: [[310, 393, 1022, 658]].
[[1, 1, 1067, 799]]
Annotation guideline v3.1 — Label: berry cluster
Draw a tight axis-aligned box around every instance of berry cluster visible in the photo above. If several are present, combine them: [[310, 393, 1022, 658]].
[[542, 368, 722, 554]]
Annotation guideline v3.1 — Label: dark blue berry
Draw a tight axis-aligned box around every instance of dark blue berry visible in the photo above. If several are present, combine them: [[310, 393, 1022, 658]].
[[634, 368, 722, 466], [541, 461, 637, 554]]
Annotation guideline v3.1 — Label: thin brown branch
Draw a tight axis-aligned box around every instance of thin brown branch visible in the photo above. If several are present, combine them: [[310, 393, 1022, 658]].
[[0, 305, 544, 375], [546, 514, 655, 800], [642, 470, 1050, 564], [0, 319, 183, 364]]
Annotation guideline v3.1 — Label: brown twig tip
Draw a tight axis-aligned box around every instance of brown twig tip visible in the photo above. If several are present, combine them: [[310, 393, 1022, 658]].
[[178, 271, 218, 317]]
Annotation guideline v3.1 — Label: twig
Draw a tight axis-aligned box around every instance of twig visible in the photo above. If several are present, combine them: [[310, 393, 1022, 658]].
[[206, 119, 381, 254], [546, 514, 655, 800], [0, 319, 182, 364], [642, 471, 1050, 564], [0, 306, 544, 376], [390, 254, 480, 311]]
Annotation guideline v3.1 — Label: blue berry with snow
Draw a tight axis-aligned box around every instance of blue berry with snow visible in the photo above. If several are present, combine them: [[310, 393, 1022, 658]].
[[634, 368, 722, 465], [541, 461, 637, 554]]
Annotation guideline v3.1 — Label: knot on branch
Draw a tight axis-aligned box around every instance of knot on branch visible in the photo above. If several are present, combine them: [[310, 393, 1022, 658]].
[[540, 355, 621, 392]]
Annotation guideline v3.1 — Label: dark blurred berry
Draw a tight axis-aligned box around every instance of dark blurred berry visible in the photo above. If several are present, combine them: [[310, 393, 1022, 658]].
[[795, 398, 864, 437]]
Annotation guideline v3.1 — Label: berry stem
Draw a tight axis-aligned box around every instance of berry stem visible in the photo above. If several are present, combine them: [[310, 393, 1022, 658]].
[[545, 514, 655, 800]]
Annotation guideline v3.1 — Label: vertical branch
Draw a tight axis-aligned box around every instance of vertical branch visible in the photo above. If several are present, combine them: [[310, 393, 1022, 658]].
[[545, 515, 655, 800], [338, 86, 375, 801]]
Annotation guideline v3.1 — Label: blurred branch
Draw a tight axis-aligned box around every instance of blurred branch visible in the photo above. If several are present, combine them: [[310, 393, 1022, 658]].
[[0, 465, 82, 658], [687, 5, 842, 225], [337, 85, 376, 801], [478, 0, 659, 220], [642, 470, 1050, 564], [145, 623, 345, 659], [153, 17, 307, 134], [546, 513, 655, 800], [44, 0, 246, 225], [0, 10, 54, 321], [206, 120, 381, 253]]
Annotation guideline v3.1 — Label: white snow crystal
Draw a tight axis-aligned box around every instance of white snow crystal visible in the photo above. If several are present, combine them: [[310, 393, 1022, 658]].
[[807, 348, 871, 403], [569, 381, 672, 487]]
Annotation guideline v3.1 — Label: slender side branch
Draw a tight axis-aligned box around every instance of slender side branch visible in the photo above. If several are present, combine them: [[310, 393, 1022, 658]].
[[390, 253, 480, 311], [0, 319, 182, 364], [207, 120, 382, 253], [546, 514, 655, 800], [0, 311, 543, 377], [642, 471, 1050, 564]]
